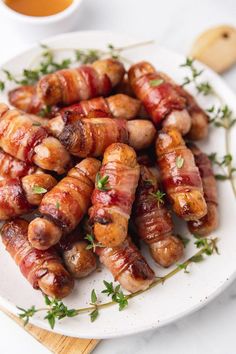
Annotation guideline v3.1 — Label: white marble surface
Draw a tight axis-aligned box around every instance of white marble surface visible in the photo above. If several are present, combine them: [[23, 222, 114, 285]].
[[0, 0, 236, 353]]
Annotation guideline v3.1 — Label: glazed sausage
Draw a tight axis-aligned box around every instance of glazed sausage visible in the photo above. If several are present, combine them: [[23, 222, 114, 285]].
[[48, 117, 156, 157], [89, 143, 140, 247], [8, 85, 43, 115], [28, 158, 101, 250], [59, 94, 142, 120], [133, 165, 184, 267], [57, 228, 97, 279], [0, 149, 39, 179], [0, 173, 57, 220], [37, 59, 125, 106], [156, 129, 207, 220], [1, 219, 74, 299], [97, 238, 155, 293], [187, 144, 218, 235], [0, 104, 71, 174], [128, 61, 192, 135]]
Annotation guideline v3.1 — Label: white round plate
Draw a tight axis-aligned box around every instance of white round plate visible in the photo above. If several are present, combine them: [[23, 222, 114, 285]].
[[0, 31, 236, 339]]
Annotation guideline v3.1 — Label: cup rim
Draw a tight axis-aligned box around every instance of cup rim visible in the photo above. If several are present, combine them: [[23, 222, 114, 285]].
[[0, 0, 82, 24]]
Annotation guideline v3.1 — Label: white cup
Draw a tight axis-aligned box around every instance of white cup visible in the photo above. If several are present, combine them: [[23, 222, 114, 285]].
[[0, 0, 83, 36]]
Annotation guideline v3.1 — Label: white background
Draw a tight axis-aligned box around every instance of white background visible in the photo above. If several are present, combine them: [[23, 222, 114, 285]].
[[0, 0, 236, 353]]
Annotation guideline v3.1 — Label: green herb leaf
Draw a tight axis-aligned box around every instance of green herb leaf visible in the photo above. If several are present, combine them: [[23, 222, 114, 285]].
[[215, 174, 229, 180], [90, 308, 99, 322], [56, 201, 60, 209], [176, 263, 190, 273], [149, 79, 164, 87], [91, 289, 97, 304], [149, 190, 166, 207], [95, 173, 110, 191], [101, 281, 128, 311], [32, 186, 47, 195], [0, 80, 5, 91], [176, 155, 184, 169], [17, 306, 37, 326], [190, 254, 204, 263], [32, 121, 42, 127], [85, 234, 104, 252]]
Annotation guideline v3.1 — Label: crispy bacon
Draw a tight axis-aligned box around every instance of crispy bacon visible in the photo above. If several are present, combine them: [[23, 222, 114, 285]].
[[8, 86, 43, 115], [187, 144, 218, 235], [97, 238, 155, 293], [0, 149, 38, 179], [1, 219, 74, 298], [156, 129, 207, 220], [133, 165, 184, 267], [128, 61, 192, 135], [89, 143, 140, 247], [37, 59, 125, 106], [0, 173, 57, 220], [0, 104, 71, 174], [28, 158, 101, 250]]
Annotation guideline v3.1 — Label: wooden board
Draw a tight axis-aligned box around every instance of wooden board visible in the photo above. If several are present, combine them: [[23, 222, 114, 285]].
[[1, 307, 99, 354]]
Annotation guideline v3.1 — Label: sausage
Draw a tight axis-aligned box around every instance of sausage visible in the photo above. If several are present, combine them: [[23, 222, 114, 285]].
[[97, 237, 155, 293], [37, 59, 125, 106], [28, 158, 101, 250], [48, 117, 156, 157], [187, 143, 218, 235], [89, 143, 140, 247], [1, 219, 74, 299], [128, 61, 192, 135], [59, 94, 142, 120], [0, 173, 57, 220], [179, 88, 209, 140], [133, 165, 184, 267], [0, 149, 39, 179], [8, 85, 43, 115], [156, 129, 207, 220], [56, 228, 97, 279], [0, 104, 71, 174]]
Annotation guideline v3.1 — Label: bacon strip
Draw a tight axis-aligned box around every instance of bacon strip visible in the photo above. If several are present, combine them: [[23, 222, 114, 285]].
[[0, 104, 71, 174], [128, 61, 192, 135], [1, 219, 74, 298], [28, 158, 101, 250], [37, 59, 125, 106], [97, 238, 155, 293], [0, 149, 38, 179], [187, 144, 218, 235], [89, 143, 140, 247], [133, 165, 184, 267], [0, 173, 57, 220], [156, 129, 207, 220]]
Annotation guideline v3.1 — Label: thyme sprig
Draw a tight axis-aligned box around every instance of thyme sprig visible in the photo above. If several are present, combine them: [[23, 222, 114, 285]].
[[85, 234, 105, 252], [95, 173, 110, 191], [17, 237, 218, 329], [180, 57, 214, 96], [207, 105, 236, 129], [0, 40, 154, 91], [208, 152, 236, 181], [149, 190, 166, 207]]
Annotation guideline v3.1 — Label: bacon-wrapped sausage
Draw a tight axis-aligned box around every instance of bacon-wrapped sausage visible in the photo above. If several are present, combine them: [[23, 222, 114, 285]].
[[0, 173, 57, 220], [133, 165, 184, 267], [187, 144, 218, 235], [0, 149, 39, 179], [97, 237, 155, 293], [156, 129, 207, 220], [128, 61, 192, 135], [8, 85, 43, 115], [28, 158, 101, 250], [1, 219, 74, 298], [89, 143, 140, 247], [59, 94, 142, 120], [37, 59, 125, 106], [58, 230, 97, 279], [0, 104, 71, 174], [48, 117, 156, 157]]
